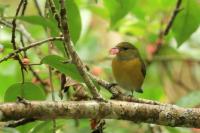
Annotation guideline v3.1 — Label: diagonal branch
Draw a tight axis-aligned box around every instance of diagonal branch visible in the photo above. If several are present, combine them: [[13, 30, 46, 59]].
[[34, 0, 43, 16], [0, 101, 200, 128], [0, 37, 63, 63], [0, 19, 34, 43], [48, 0, 102, 99], [11, 0, 27, 72], [164, 0, 182, 35], [4, 118, 35, 127]]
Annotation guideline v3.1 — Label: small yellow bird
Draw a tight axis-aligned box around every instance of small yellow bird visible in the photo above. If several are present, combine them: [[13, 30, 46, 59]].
[[109, 42, 146, 95]]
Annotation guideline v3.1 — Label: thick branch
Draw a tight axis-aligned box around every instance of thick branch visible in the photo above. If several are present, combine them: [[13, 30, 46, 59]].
[[0, 101, 200, 128]]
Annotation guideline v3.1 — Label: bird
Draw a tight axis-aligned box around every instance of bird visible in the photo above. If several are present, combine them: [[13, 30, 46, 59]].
[[109, 42, 146, 95]]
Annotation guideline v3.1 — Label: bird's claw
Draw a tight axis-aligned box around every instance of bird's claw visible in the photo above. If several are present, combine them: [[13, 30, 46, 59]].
[[110, 94, 120, 100], [93, 96, 107, 103], [108, 83, 118, 89], [17, 96, 30, 105], [62, 60, 72, 64]]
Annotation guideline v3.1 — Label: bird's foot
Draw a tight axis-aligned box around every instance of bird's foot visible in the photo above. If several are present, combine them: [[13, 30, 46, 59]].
[[93, 96, 107, 103], [110, 93, 122, 100], [16, 96, 30, 105], [62, 59, 72, 64], [128, 94, 133, 98], [107, 83, 118, 89]]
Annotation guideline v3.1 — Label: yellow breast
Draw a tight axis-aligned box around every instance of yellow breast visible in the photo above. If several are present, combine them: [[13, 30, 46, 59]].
[[112, 58, 144, 91]]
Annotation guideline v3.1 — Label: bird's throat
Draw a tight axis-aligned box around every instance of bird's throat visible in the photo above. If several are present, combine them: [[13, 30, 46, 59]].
[[116, 54, 137, 61]]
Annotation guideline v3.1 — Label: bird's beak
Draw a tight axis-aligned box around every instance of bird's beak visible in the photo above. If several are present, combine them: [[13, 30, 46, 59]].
[[109, 47, 119, 55]]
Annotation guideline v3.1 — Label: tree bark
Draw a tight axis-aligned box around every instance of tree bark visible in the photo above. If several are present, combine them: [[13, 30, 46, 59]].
[[0, 100, 200, 128]]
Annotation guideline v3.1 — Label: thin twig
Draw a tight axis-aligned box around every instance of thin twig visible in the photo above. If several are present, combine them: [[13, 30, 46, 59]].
[[147, 1, 182, 64], [20, 33, 26, 57], [11, 0, 27, 83], [49, 66, 56, 133], [48, 49, 56, 101], [164, 0, 182, 35], [0, 19, 34, 42], [21, 0, 27, 16], [21, 0, 47, 90], [20, 0, 28, 84], [45, 2, 57, 131], [4, 118, 35, 127], [34, 0, 43, 16], [29, 66, 48, 90], [0, 18, 34, 43], [0, 37, 63, 63], [48, 0, 61, 29], [20, 28, 46, 88], [11, 0, 24, 50]]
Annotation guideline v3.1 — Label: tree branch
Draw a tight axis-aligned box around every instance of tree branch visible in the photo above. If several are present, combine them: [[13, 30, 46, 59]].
[[164, 0, 182, 35], [0, 100, 200, 128], [34, 0, 43, 16], [3, 118, 35, 127], [56, 0, 103, 99], [0, 37, 63, 63], [11, 0, 27, 72], [0, 19, 34, 43]]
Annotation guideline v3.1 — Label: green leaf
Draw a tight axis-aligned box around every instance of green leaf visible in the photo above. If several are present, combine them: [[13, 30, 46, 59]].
[[172, 0, 200, 46], [88, 5, 109, 19], [17, 121, 39, 133], [176, 90, 200, 107], [0, 41, 12, 49], [18, 16, 56, 31], [0, 127, 19, 133], [31, 119, 84, 133], [65, 0, 82, 44], [157, 45, 180, 56], [166, 127, 191, 133], [31, 121, 52, 133], [0, 4, 9, 16], [41, 55, 83, 82], [4, 82, 46, 102], [103, 0, 137, 26], [0, 61, 21, 102]]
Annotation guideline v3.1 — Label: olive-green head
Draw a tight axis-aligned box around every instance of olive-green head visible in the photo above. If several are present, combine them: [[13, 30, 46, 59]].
[[109, 42, 140, 60]]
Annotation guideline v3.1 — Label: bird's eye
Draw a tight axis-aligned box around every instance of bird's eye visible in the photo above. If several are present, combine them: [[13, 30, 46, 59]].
[[123, 47, 129, 50]]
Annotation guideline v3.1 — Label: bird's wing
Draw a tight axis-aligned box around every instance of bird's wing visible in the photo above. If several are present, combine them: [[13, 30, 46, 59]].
[[141, 60, 146, 77]]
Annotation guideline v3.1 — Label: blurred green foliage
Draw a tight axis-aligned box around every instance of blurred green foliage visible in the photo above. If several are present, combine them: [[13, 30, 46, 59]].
[[0, 0, 200, 133]]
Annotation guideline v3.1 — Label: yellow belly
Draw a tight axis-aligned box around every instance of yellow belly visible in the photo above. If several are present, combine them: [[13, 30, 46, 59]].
[[112, 58, 144, 91]]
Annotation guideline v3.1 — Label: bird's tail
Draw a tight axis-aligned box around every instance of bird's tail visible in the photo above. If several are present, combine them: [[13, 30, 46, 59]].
[[135, 88, 143, 93]]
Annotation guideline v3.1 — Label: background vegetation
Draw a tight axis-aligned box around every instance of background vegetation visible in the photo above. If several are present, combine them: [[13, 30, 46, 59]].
[[0, 0, 200, 132]]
